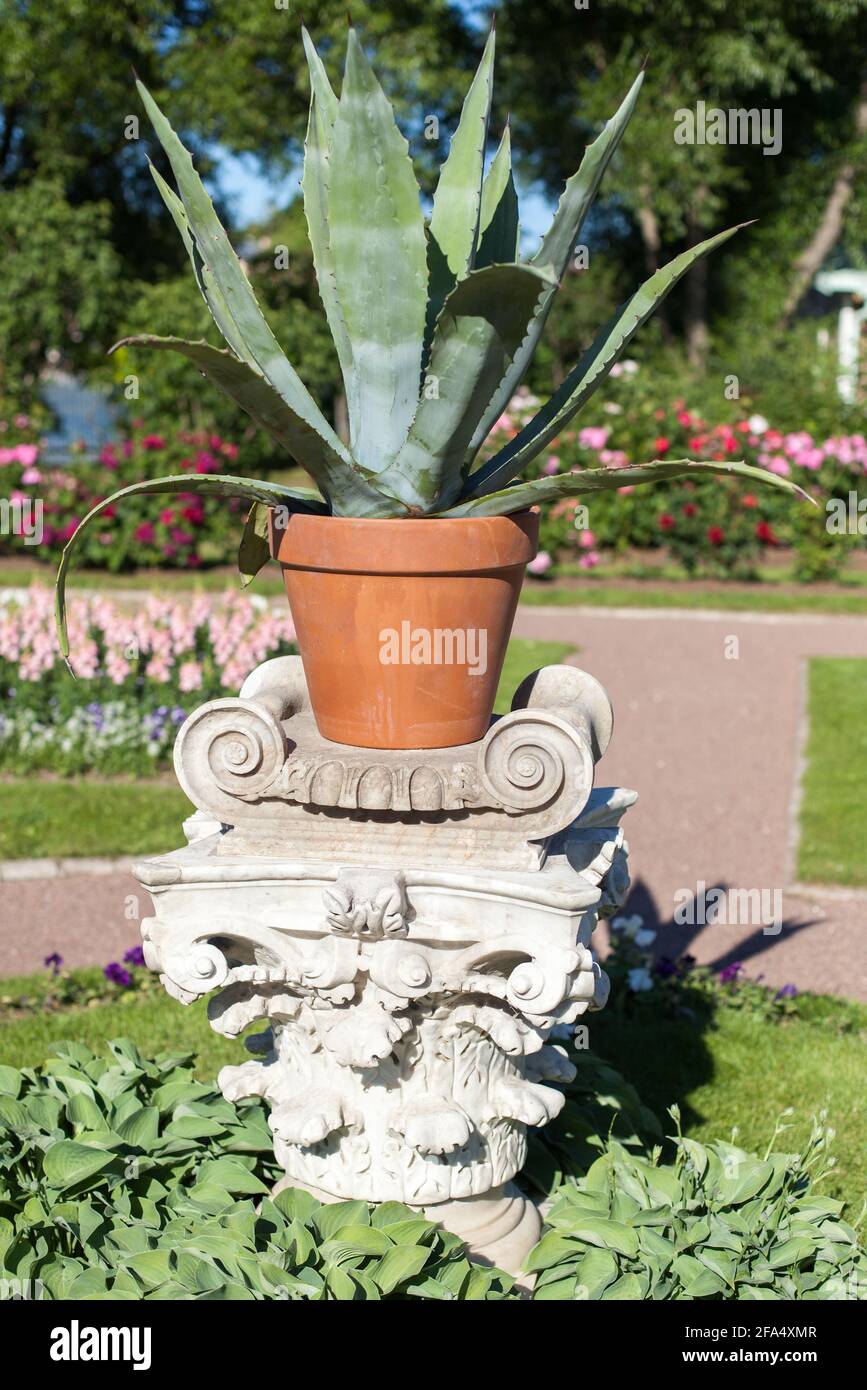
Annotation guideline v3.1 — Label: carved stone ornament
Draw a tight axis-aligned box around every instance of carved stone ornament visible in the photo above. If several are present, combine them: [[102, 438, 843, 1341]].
[[135, 659, 635, 1275]]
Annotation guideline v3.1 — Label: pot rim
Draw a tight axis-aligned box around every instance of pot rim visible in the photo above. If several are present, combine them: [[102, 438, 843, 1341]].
[[269, 507, 539, 575]]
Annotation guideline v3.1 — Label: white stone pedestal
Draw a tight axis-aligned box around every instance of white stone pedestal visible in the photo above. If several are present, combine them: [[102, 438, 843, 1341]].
[[134, 658, 634, 1275]]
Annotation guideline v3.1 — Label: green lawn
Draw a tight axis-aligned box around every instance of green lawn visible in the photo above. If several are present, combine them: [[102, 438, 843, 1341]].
[[0, 638, 573, 861], [585, 993, 867, 1216], [520, 582, 867, 615], [5, 557, 867, 613], [0, 781, 194, 860], [0, 976, 863, 1216], [798, 657, 867, 886]]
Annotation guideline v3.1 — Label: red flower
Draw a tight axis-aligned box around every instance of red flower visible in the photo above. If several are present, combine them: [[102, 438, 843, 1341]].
[[682, 502, 697, 517], [688, 435, 708, 452], [741, 493, 758, 509], [654, 436, 670, 454], [707, 526, 724, 545], [756, 520, 778, 545], [659, 513, 676, 531], [181, 504, 205, 525], [134, 522, 155, 543], [141, 433, 165, 450], [159, 508, 175, 525]]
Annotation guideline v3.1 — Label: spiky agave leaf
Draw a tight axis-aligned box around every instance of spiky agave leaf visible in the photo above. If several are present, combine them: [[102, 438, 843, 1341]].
[[111, 335, 404, 518], [54, 476, 327, 664], [300, 29, 357, 457], [238, 502, 271, 588], [136, 79, 375, 514], [379, 262, 557, 512], [475, 124, 520, 269], [424, 24, 497, 356], [464, 68, 645, 463], [464, 224, 745, 500], [437, 458, 813, 519], [326, 27, 428, 475]]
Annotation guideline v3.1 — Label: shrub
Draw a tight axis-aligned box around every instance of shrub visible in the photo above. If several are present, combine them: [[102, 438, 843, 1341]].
[[0, 1040, 513, 1301], [0, 423, 248, 571], [1, 1039, 862, 1300], [529, 1112, 867, 1301]]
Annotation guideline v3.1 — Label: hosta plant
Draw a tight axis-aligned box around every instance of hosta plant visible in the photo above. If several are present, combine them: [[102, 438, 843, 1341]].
[[55, 23, 808, 655]]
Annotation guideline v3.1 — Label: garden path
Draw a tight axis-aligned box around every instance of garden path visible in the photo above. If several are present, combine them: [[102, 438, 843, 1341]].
[[2, 603, 866, 998], [513, 604, 867, 999]]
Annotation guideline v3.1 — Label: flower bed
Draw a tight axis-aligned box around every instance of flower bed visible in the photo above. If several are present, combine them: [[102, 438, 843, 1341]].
[[0, 422, 248, 571], [1, 386, 864, 581], [0, 586, 295, 774], [487, 380, 866, 581]]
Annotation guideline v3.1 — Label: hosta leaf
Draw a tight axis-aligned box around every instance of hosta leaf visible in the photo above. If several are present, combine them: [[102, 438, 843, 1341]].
[[111, 334, 393, 516], [116, 1107, 160, 1151], [768, 1236, 819, 1269], [54, 474, 327, 663], [314, 1200, 370, 1240], [464, 224, 749, 497], [439, 458, 812, 518], [238, 502, 271, 589], [465, 67, 644, 459], [476, 124, 519, 269], [136, 81, 358, 493], [0, 1066, 22, 1098], [602, 1272, 645, 1299], [430, 25, 495, 278], [372, 1243, 432, 1294], [574, 1247, 620, 1298], [42, 1140, 114, 1190], [381, 261, 556, 511], [327, 28, 428, 473]]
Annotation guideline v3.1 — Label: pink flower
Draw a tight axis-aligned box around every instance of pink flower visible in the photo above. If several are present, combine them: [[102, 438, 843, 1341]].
[[528, 551, 553, 576], [141, 434, 165, 450], [178, 660, 203, 692], [578, 550, 600, 569], [578, 529, 596, 549], [21, 467, 41, 484], [766, 455, 791, 476], [134, 522, 155, 544], [578, 426, 610, 450], [544, 455, 561, 475]]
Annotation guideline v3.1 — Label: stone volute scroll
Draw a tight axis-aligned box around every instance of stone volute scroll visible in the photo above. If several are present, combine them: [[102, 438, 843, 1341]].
[[135, 656, 636, 1275], [172, 655, 615, 870]]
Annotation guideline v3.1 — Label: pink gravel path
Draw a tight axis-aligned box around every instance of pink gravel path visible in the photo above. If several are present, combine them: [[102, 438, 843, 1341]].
[[513, 604, 867, 999]]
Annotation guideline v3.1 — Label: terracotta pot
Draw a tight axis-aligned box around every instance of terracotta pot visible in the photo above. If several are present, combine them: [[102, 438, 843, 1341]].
[[269, 509, 539, 750]]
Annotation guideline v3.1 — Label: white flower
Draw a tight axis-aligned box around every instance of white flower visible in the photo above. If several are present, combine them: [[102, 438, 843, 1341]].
[[627, 967, 654, 993], [611, 913, 644, 939], [602, 401, 623, 414], [748, 414, 769, 434]]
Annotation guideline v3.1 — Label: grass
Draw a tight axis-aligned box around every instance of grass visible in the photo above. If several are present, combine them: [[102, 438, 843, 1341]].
[[587, 992, 867, 1216], [520, 583, 867, 615], [493, 637, 574, 713], [0, 781, 194, 860], [798, 657, 867, 887], [0, 639, 574, 860], [0, 974, 863, 1215], [6, 557, 867, 613]]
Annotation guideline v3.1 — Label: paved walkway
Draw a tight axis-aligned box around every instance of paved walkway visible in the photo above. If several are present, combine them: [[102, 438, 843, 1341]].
[[2, 603, 866, 996], [513, 605, 867, 999]]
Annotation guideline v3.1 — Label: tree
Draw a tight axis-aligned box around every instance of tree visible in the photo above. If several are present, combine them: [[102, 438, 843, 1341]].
[[493, 0, 867, 361]]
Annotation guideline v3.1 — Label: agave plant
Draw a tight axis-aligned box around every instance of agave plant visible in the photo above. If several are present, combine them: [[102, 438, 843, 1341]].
[[56, 23, 807, 656]]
